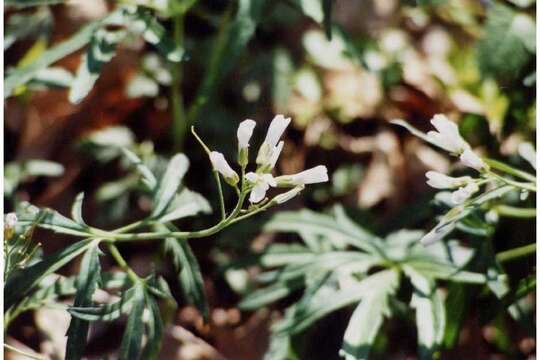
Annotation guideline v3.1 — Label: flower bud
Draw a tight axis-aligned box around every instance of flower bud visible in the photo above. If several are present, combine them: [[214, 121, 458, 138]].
[[237, 119, 256, 149], [4, 213, 17, 240], [273, 186, 304, 204], [425, 171, 472, 189], [451, 182, 479, 204], [210, 151, 239, 186], [276, 165, 329, 186], [459, 149, 486, 171], [427, 114, 469, 154]]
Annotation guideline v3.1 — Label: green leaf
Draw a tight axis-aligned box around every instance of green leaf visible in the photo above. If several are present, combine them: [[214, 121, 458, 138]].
[[66, 245, 102, 360], [477, 4, 535, 81], [443, 283, 468, 349], [17, 202, 90, 236], [239, 277, 305, 310], [71, 192, 87, 226], [13, 272, 129, 317], [69, 284, 143, 321], [140, 295, 164, 360], [264, 209, 382, 253], [276, 269, 398, 335], [339, 270, 399, 360], [125, 7, 184, 62], [406, 260, 486, 284], [159, 188, 211, 223], [69, 28, 126, 103], [121, 148, 157, 189], [5, 238, 97, 309], [161, 223, 209, 320], [5, 18, 103, 97], [151, 153, 189, 218], [406, 267, 446, 359], [119, 288, 146, 360]]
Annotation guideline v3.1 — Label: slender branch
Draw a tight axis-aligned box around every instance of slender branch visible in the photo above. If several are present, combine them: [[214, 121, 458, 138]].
[[496, 243, 536, 264], [495, 205, 536, 218], [488, 170, 536, 192], [484, 158, 536, 182], [106, 243, 141, 284]]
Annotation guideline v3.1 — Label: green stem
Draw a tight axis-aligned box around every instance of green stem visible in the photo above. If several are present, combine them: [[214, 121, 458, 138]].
[[496, 243, 536, 264], [170, 14, 186, 151], [106, 243, 141, 284], [495, 205, 536, 218], [484, 158, 536, 182], [487, 170, 536, 192]]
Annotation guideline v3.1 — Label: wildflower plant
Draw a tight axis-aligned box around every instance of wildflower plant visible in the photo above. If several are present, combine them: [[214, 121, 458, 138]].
[[392, 114, 536, 245], [3, 115, 328, 359]]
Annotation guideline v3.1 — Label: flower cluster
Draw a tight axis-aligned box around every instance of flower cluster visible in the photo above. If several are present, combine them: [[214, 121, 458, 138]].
[[209, 115, 329, 204], [392, 113, 537, 245], [393, 114, 488, 206]]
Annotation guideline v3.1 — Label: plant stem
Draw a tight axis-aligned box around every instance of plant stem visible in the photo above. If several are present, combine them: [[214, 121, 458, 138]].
[[106, 243, 141, 284], [484, 158, 536, 182], [488, 170, 536, 192], [495, 205, 536, 218], [496, 243, 536, 264], [170, 13, 186, 151]]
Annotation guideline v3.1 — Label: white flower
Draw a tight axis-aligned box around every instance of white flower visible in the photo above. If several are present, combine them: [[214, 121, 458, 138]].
[[5, 213, 17, 229], [264, 115, 291, 147], [245, 172, 277, 203], [451, 182, 479, 204], [274, 186, 304, 204], [459, 149, 485, 171], [237, 119, 256, 149], [210, 151, 239, 185], [269, 141, 284, 169], [425, 171, 472, 189], [427, 114, 469, 154], [256, 115, 291, 169], [518, 142, 536, 169], [278, 165, 329, 186]]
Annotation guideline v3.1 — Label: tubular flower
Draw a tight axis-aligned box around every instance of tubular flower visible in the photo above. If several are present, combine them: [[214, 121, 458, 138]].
[[245, 172, 277, 203], [276, 165, 329, 186], [237, 119, 256, 149], [210, 151, 239, 186], [451, 182, 479, 205], [256, 115, 291, 170], [459, 149, 486, 171], [426, 114, 469, 154], [425, 171, 472, 189]]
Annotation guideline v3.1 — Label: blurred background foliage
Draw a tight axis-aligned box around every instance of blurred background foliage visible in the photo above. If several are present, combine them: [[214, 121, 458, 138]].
[[4, 0, 536, 358]]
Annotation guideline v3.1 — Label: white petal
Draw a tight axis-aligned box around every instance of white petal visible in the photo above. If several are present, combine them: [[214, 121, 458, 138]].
[[237, 119, 256, 149], [245, 172, 258, 183], [425, 171, 471, 189], [291, 165, 329, 185], [451, 182, 478, 204], [269, 141, 284, 169], [262, 173, 277, 187], [264, 114, 291, 147], [459, 149, 485, 170], [429, 114, 469, 153], [249, 183, 268, 203], [210, 151, 236, 178]]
